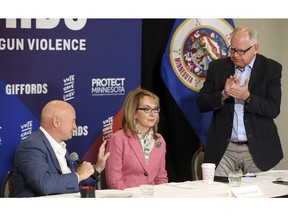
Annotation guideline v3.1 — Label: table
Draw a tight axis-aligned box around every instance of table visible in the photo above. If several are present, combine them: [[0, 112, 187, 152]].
[[45, 170, 288, 198]]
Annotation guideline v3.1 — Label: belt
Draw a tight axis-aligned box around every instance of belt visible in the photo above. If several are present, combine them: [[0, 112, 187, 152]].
[[229, 140, 249, 145]]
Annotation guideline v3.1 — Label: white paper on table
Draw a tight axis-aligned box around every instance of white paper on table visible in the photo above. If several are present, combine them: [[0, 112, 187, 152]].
[[231, 185, 264, 198], [97, 189, 132, 198]]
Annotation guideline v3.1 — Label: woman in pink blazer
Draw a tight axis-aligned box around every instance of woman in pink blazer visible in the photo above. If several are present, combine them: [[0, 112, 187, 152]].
[[105, 88, 168, 189]]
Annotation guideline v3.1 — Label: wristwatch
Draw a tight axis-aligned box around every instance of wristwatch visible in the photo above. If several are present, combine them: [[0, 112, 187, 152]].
[[93, 166, 100, 181]]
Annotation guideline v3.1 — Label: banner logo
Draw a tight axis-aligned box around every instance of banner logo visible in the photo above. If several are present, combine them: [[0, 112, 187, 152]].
[[21, 121, 33, 140], [170, 19, 233, 92], [5, 19, 87, 31], [73, 126, 88, 136], [91, 78, 125, 96], [102, 116, 113, 141], [63, 75, 75, 101], [5, 83, 48, 95]]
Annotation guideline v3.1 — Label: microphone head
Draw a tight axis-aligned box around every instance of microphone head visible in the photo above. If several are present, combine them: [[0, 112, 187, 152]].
[[70, 152, 79, 162]]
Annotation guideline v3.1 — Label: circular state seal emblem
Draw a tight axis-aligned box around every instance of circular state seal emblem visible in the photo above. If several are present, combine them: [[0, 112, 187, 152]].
[[170, 19, 234, 92]]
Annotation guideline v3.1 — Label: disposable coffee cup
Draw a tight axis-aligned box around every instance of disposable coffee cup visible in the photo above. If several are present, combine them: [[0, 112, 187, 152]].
[[201, 163, 216, 183], [80, 185, 96, 198]]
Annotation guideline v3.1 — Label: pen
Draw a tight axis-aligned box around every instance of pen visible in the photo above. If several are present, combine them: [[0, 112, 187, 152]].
[[243, 173, 257, 178]]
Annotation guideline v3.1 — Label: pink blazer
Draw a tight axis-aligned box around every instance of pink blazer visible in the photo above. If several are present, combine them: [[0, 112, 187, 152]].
[[105, 129, 168, 189]]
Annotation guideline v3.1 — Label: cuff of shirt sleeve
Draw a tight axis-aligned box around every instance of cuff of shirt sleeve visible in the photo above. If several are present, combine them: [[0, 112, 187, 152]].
[[75, 173, 80, 183], [245, 95, 251, 103], [222, 90, 229, 99]]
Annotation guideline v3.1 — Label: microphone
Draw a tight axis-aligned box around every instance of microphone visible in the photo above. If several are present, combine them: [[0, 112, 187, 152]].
[[70, 152, 83, 164], [70, 152, 100, 182]]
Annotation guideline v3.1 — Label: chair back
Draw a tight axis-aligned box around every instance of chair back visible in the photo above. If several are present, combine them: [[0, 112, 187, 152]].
[[1, 170, 13, 198], [97, 169, 107, 190], [191, 145, 205, 181]]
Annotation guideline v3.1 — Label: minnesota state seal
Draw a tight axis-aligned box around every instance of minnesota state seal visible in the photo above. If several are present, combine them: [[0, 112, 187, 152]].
[[170, 19, 234, 92]]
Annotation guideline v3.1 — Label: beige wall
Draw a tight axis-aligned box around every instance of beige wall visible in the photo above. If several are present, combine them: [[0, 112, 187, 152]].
[[234, 19, 288, 169]]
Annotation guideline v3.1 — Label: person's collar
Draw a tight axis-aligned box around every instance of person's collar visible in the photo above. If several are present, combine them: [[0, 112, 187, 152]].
[[136, 128, 153, 140], [39, 126, 66, 152], [248, 56, 256, 69], [235, 56, 256, 72]]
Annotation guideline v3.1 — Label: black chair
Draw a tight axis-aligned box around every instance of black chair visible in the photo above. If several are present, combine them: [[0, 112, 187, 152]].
[[191, 144, 205, 181], [0, 170, 13, 198]]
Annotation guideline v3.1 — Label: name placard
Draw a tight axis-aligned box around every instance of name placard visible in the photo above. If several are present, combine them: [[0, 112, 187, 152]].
[[231, 185, 264, 198]]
